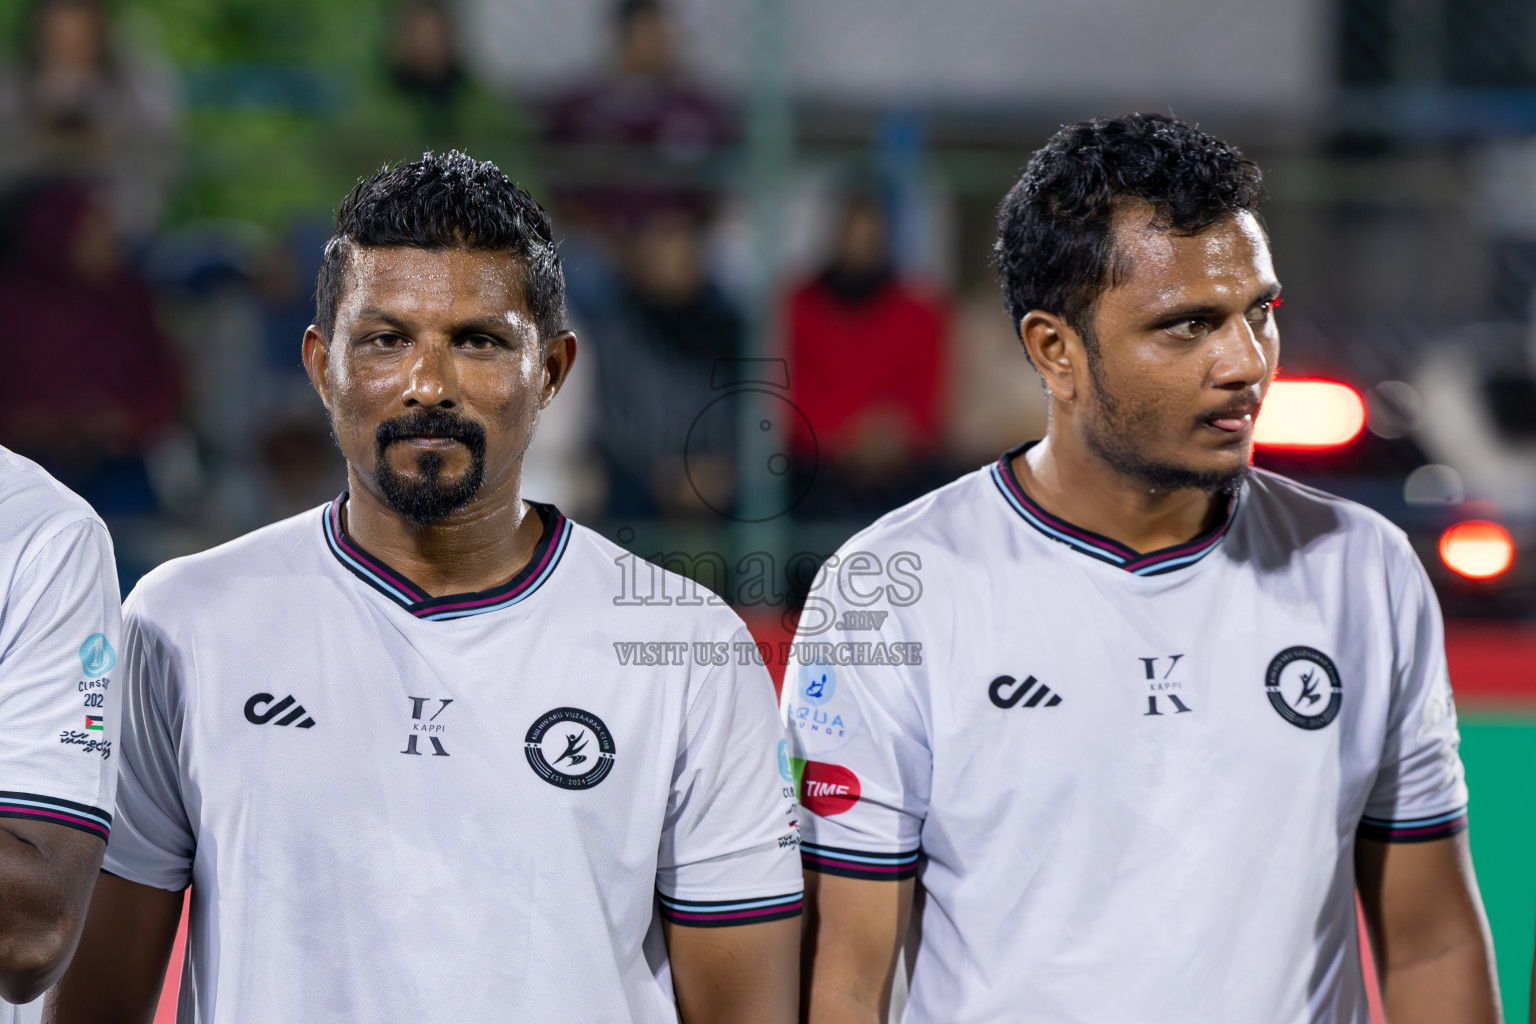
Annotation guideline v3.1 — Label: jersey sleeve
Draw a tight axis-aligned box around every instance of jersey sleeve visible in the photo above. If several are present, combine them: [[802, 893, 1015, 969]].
[[781, 589, 930, 883], [0, 517, 121, 843], [654, 624, 803, 928], [101, 593, 195, 890], [1360, 545, 1470, 844]]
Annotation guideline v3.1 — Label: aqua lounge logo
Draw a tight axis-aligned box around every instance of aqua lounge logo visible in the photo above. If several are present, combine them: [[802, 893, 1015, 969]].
[[800, 666, 836, 706], [79, 634, 115, 679]]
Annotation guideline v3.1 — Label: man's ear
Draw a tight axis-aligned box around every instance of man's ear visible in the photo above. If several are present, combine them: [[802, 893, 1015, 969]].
[[1021, 311, 1083, 404], [302, 326, 332, 413], [540, 331, 578, 409]]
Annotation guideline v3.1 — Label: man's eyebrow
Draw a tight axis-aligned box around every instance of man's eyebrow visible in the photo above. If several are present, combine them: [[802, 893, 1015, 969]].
[[353, 306, 412, 331], [1145, 284, 1282, 322], [350, 309, 521, 336], [450, 314, 522, 336]]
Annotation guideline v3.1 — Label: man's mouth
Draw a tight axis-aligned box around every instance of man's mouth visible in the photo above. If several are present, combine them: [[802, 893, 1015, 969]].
[[394, 435, 463, 448], [1202, 404, 1258, 434]]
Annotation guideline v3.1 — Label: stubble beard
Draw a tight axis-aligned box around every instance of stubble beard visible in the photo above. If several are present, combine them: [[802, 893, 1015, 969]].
[[1079, 334, 1247, 497]]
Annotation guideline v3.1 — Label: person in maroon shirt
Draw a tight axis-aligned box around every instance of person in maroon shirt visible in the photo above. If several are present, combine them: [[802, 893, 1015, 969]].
[[0, 180, 180, 510], [541, 0, 734, 238], [786, 191, 949, 515]]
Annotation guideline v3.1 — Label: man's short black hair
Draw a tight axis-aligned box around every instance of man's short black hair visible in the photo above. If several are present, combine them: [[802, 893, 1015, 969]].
[[994, 113, 1265, 343], [315, 150, 566, 342]]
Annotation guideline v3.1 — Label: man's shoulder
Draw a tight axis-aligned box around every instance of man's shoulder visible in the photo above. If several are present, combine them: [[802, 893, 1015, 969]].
[[0, 446, 106, 554], [1239, 469, 1421, 578], [558, 518, 754, 639], [126, 505, 324, 626], [1243, 470, 1411, 546], [832, 463, 997, 562]]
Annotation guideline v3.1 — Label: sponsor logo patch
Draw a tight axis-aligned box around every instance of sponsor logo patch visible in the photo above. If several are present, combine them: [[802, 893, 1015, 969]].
[[794, 759, 860, 817], [800, 666, 836, 706], [79, 634, 115, 679]]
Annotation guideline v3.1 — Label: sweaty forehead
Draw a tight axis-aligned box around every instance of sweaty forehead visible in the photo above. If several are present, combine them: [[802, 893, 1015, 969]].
[[337, 246, 532, 328], [1105, 206, 1275, 306]]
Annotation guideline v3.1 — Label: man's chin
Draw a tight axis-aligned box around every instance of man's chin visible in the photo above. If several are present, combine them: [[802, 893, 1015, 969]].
[[1090, 436, 1249, 494], [373, 463, 486, 527]]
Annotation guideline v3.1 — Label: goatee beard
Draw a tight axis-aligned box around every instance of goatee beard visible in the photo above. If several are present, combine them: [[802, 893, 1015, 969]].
[[373, 410, 488, 526]]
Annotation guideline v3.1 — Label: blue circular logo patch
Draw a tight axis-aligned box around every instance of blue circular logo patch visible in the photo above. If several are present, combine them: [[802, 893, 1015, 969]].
[[799, 665, 836, 706], [777, 738, 793, 781], [80, 634, 115, 679]]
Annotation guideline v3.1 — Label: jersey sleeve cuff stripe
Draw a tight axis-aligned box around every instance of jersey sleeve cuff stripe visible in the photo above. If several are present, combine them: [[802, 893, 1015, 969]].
[[658, 892, 803, 928], [1358, 808, 1468, 843], [0, 792, 111, 840], [801, 842, 921, 880]]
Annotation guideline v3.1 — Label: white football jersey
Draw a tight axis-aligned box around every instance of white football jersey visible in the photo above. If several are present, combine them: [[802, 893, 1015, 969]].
[[104, 498, 801, 1024], [0, 448, 121, 1024], [783, 445, 1468, 1024]]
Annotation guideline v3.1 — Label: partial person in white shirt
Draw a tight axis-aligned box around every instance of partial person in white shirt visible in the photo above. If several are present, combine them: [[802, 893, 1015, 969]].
[[0, 449, 121, 1024]]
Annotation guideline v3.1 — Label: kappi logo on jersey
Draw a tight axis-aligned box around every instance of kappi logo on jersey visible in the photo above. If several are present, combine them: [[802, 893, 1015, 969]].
[[1266, 646, 1342, 729], [1141, 654, 1194, 715], [244, 693, 317, 729], [525, 707, 616, 790], [79, 633, 115, 679], [988, 674, 1062, 708], [402, 696, 452, 755], [790, 758, 860, 817]]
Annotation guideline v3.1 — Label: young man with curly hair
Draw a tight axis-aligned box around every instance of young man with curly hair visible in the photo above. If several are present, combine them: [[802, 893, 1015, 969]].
[[788, 114, 1499, 1023]]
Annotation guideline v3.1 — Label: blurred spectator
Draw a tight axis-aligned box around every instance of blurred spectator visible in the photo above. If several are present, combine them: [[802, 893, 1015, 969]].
[[391, 0, 469, 116], [348, 0, 536, 189], [588, 209, 743, 519], [542, 0, 734, 240], [946, 288, 1048, 466], [0, 181, 181, 513], [0, 0, 180, 240], [786, 192, 948, 513]]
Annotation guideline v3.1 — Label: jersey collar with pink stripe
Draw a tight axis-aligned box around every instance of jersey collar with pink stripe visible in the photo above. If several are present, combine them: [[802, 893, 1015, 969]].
[[322, 494, 571, 621], [990, 444, 1238, 577]]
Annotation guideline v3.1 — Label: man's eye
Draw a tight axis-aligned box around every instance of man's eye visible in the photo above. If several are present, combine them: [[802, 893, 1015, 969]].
[[371, 333, 405, 347], [1245, 299, 1280, 324], [1166, 319, 1205, 340], [461, 335, 499, 349]]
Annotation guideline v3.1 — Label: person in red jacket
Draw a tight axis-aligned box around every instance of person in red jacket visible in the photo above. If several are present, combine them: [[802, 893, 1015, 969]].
[[786, 191, 948, 514]]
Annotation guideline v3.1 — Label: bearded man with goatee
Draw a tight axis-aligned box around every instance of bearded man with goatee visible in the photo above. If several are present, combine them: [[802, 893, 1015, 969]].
[[50, 152, 802, 1024]]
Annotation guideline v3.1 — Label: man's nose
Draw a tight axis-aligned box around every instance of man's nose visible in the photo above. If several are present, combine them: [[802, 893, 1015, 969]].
[[1210, 317, 1270, 390], [404, 339, 459, 407]]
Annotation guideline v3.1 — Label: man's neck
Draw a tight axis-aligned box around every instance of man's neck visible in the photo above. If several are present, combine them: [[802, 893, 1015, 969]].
[[341, 475, 542, 598], [1012, 436, 1229, 555]]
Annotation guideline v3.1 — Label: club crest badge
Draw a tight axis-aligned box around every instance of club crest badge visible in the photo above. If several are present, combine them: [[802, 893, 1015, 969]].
[[1266, 646, 1342, 730], [525, 707, 616, 789]]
